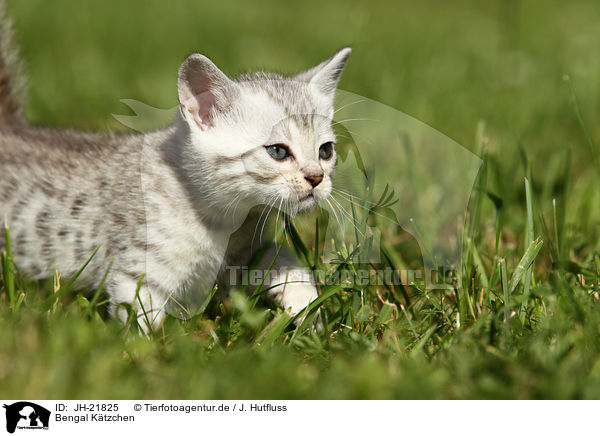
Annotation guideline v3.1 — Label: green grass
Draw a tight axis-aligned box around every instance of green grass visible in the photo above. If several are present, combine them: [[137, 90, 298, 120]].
[[3, 0, 600, 399]]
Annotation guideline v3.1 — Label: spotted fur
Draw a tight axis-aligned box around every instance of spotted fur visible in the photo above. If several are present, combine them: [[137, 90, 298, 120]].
[[0, 33, 351, 329]]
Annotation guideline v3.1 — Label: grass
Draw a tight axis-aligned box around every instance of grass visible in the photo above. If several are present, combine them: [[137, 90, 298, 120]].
[[2, 0, 600, 399]]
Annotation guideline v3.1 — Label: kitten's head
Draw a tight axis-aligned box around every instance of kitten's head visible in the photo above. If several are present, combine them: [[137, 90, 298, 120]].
[[176, 48, 351, 218]]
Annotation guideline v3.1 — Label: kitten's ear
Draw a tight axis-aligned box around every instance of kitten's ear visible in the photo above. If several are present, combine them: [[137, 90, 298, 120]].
[[296, 47, 352, 97], [177, 54, 238, 130]]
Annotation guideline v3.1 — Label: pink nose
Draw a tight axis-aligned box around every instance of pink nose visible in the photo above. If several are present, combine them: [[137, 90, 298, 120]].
[[305, 174, 324, 188]]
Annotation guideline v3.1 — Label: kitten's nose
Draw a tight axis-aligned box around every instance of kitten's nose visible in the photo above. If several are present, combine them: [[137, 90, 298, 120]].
[[305, 174, 324, 188]]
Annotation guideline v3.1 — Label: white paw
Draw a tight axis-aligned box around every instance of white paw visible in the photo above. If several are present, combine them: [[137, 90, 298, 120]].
[[111, 299, 166, 335], [273, 282, 320, 327]]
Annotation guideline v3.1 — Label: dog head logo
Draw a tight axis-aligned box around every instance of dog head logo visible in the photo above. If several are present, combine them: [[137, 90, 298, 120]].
[[3, 402, 50, 433]]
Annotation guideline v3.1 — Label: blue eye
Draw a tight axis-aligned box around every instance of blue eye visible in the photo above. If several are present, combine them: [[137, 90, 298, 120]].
[[265, 144, 290, 161], [319, 142, 334, 160]]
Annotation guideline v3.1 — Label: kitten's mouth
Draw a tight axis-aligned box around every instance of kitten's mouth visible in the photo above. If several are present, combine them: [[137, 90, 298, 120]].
[[298, 193, 316, 208]]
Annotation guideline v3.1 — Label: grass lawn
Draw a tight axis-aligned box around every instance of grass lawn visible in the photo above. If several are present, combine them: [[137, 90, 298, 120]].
[[2, 0, 600, 399]]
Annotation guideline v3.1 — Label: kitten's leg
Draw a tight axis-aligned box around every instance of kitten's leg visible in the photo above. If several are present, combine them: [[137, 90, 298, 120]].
[[260, 246, 320, 325], [224, 250, 320, 325], [223, 209, 321, 326], [108, 272, 168, 333]]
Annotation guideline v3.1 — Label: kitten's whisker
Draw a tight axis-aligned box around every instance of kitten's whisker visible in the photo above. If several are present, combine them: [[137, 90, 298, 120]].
[[231, 194, 244, 218], [253, 196, 273, 238], [229, 191, 245, 216], [325, 198, 343, 230], [332, 188, 402, 226], [222, 192, 243, 218], [260, 196, 280, 245], [328, 195, 367, 238], [332, 187, 398, 214], [330, 118, 378, 128], [326, 196, 355, 231], [337, 127, 374, 148], [331, 191, 399, 227], [333, 99, 367, 115], [252, 194, 278, 251], [331, 188, 382, 207], [333, 133, 353, 141]]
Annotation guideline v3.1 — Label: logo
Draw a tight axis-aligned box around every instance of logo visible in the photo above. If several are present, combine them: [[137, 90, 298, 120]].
[[2, 402, 50, 434]]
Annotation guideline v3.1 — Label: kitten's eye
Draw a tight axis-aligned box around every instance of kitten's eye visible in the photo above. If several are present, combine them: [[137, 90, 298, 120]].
[[265, 144, 290, 161], [319, 142, 334, 160]]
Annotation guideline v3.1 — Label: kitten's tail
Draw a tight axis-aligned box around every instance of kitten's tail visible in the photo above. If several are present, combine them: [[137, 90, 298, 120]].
[[0, 0, 26, 126]]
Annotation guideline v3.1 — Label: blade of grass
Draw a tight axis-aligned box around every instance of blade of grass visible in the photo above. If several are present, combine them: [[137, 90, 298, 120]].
[[553, 198, 560, 260], [314, 217, 320, 268], [249, 238, 284, 308], [63, 245, 100, 291], [349, 195, 361, 249], [412, 325, 437, 353], [2, 219, 16, 311], [470, 239, 489, 290], [381, 247, 413, 316], [197, 285, 218, 318], [509, 238, 543, 296], [134, 273, 153, 333], [86, 258, 114, 317], [42, 245, 101, 311], [255, 310, 293, 347], [289, 283, 344, 326], [461, 126, 488, 317], [500, 258, 510, 343], [284, 216, 311, 267], [521, 177, 534, 317]]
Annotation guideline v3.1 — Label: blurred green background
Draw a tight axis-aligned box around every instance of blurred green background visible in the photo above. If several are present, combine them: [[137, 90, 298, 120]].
[[9, 0, 600, 153]]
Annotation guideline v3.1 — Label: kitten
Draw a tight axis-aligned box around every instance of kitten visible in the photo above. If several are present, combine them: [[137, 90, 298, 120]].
[[0, 6, 351, 329]]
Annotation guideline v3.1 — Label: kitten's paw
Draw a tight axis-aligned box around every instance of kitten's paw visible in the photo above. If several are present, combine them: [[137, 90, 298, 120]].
[[111, 300, 166, 335], [274, 283, 321, 329]]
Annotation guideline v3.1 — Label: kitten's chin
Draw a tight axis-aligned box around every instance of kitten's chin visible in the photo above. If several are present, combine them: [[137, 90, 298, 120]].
[[295, 193, 320, 212]]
